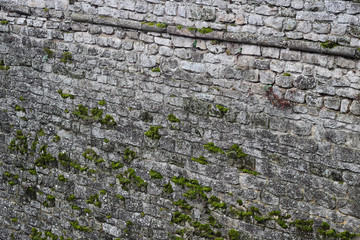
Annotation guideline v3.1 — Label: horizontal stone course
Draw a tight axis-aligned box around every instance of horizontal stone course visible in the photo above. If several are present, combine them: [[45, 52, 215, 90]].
[[0, 1, 360, 240]]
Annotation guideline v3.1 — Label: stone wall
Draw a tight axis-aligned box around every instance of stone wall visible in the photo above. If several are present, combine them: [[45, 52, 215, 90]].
[[1, 0, 360, 239]]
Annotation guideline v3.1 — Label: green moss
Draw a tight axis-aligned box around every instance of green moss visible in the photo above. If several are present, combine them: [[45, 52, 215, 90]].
[[58, 175, 66, 182], [191, 156, 208, 165], [98, 99, 106, 106], [100, 189, 107, 195], [19, 96, 26, 101], [149, 169, 163, 179], [254, 215, 271, 224], [91, 107, 103, 121], [60, 51, 73, 64], [124, 148, 136, 162], [116, 195, 125, 201], [236, 199, 243, 205], [47, 195, 55, 201], [11, 218, 17, 223], [71, 205, 81, 210], [147, 22, 155, 26], [208, 196, 227, 210], [167, 114, 180, 123], [321, 41, 338, 49], [171, 176, 212, 200], [35, 145, 56, 168], [145, 126, 162, 140], [163, 182, 174, 194], [0, 60, 10, 71], [29, 169, 37, 175], [156, 22, 168, 28], [204, 142, 224, 154], [82, 148, 104, 165], [111, 161, 124, 170], [171, 211, 192, 224], [67, 195, 75, 202], [102, 114, 116, 126], [116, 168, 148, 191], [44, 47, 54, 58], [290, 219, 313, 232], [208, 215, 222, 229], [241, 169, 259, 176], [228, 229, 240, 240], [14, 105, 26, 112], [4, 172, 19, 186], [192, 221, 220, 238], [53, 135, 61, 142], [198, 27, 213, 34], [84, 208, 91, 214], [283, 73, 291, 76], [0, 20, 8, 25], [70, 220, 91, 232], [227, 144, 247, 160], [268, 210, 291, 229], [216, 105, 229, 115], [173, 199, 193, 210], [38, 128, 45, 136], [192, 40, 197, 48], [8, 130, 28, 155], [177, 25, 184, 30], [188, 27, 197, 32], [57, 89, 74, 99], [151, 67, 160, 72]]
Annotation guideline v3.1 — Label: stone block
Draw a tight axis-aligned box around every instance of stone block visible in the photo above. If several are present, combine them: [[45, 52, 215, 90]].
[[241, 45, 261, 56], [324, 97, 341, 110]]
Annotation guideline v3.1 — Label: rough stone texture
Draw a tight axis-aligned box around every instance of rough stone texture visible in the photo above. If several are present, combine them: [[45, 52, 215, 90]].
[[0, 1, 360, 240]]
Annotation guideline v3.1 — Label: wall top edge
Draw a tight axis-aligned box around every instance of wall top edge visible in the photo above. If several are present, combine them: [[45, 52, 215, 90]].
[[1, 3, 359, 59]]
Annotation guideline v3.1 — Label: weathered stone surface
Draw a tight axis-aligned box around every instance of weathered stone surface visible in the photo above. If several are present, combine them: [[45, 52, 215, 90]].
[[1, 1, 360, 240]]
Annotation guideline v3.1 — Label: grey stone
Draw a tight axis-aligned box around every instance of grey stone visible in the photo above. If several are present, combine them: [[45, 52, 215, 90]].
[[324, 97, 341, 110], [293, 75, 316, 90]]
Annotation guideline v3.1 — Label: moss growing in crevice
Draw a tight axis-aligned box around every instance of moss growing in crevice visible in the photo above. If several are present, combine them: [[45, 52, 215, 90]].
[[171, 176, 212, 200], [149, 169, 163, 179], [163, 182, 174, 194], [44, 47, 54, 58], [8, 130, 28, 155], [290, 219, 314, 232], [14, 105, 26, 112], [60, 51, 73, 64], [70, 220, 92, 232], [145, 126, 162, 140], [167, 114, 180, 123], [198, 27, 213, 34], [191, 156, 208, 165], [124, 148, 136, 162], [0, 60, 10, 70], [171, 211, 192, 224], [86, 193, 101, 208], [204, 142, 224, 154], [35, 145, 56, 168], [3, 172, 19, 186], [116, 168, 148, 191], [241, 169, 259, 176], [321, 41, 338, 49], [82, 148, 105, 165], [57, 89, 74, 99], [111, 161, 124, 170], [173, 199, 193, 211], [208, 196, 227, 210]]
